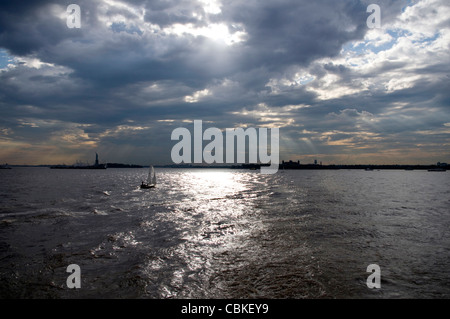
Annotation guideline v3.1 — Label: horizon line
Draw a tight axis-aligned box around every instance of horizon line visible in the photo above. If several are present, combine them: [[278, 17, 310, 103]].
[[2, 162, 448, 168]]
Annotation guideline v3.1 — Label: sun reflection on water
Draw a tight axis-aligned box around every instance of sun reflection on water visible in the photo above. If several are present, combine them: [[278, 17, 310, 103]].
[[180, 169, 249, 198], [142, 169, 270, 298]]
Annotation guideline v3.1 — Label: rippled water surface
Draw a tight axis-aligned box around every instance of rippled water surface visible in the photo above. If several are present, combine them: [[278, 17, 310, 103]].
[[1, 167, 449, 298]]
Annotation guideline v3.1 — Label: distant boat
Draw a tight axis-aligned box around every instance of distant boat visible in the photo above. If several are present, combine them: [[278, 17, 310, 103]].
[[0, 163, 11, 169], [141, 165, 156, 189], [364, 168, 373, 171]]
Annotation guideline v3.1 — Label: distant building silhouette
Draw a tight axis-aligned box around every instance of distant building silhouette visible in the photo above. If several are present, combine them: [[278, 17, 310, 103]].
[[50, 152, 106, 169]]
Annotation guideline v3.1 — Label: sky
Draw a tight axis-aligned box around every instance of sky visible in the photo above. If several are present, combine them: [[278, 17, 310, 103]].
[[0, 0, 449, 166]]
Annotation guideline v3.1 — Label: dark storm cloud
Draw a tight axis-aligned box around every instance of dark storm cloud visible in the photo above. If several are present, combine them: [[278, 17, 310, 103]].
[[0, 0, 86, 56], [142, 0, 206, 27], [221, 0, 366, 67], [0, 0, 398, 87], [0, 0, 369, 104]]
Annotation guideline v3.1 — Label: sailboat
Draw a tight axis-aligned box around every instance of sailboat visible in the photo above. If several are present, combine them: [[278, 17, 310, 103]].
[[140, 165, 156, 189]]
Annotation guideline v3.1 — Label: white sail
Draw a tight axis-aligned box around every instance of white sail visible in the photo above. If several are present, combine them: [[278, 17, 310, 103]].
[[152, 169, 157, 185], [148, 166, 154, 184], [147, 165, 156, 185]]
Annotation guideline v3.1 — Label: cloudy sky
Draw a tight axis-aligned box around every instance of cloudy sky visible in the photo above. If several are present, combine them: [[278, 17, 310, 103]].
[[0, 0, 449, 166]]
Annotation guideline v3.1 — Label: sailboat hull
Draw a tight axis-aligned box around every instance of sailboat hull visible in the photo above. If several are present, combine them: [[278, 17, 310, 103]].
[[140, 184, 155, 189]]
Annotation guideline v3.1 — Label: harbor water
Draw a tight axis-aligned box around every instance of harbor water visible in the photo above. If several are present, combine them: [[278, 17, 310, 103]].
[[0, 167, 449, 298]]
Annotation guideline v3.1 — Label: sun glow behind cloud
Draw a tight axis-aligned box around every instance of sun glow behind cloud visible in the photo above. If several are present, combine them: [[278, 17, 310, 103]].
[[163, 22, 247, 45]]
